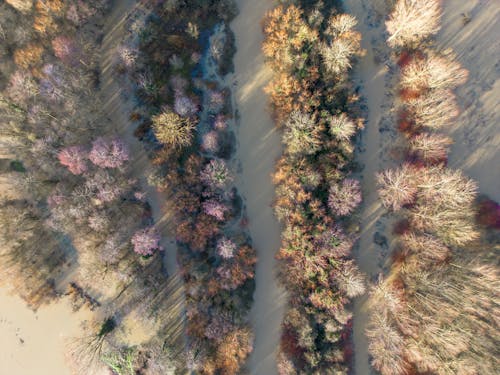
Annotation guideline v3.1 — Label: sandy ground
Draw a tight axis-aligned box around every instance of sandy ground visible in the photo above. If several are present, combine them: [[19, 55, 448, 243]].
[[229, 1, 286, 374], [343, 1, 396, 374], [436, 0, 500, 201], [0, 290, 90, 375]]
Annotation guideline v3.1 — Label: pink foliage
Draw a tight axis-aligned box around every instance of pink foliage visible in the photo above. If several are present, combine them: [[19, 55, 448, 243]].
[[203, 199, 229, 221], [205, 312, 234, 342], [200, 159, 232, 190], [207, 90, 225, 113], [89, 137, 129, 169], [86, 170, 123, 202], [52, 36, 79, 65], [7, 71, 37, 104], [131, 227, 163, 256], [217, 237, 236, 259], [201, 131, 220, 153], [328, 178, 362, 216], [213, 114, 228, 130], [170, 75, 188, 95], [58, 146, 88, 175], [174, 95, 198, 117]]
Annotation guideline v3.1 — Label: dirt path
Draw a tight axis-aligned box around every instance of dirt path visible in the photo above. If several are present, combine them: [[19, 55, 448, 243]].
[[229, 1, 286, 374], [343, 1, 395, 373], [98, 0, 186, 350]]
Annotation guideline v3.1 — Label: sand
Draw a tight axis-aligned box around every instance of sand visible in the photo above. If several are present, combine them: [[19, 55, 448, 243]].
[[436, 0, 500, 201], [0, 290, 89, 375], [229, 1, 286, 374]]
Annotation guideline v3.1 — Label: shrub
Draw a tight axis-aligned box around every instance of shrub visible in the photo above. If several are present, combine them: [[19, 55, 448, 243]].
[[131, 227, 162, 256], [152, 110, 195, 148], [328, 178, 362, 216], [386, 0, 442, 48], [476, 197, 500, 229]]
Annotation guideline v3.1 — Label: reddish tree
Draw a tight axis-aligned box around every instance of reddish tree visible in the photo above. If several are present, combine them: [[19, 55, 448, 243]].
[[58, 146, 88, 175]]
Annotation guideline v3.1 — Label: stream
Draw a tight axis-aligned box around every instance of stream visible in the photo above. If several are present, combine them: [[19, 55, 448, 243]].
[[343, 0, 395, 374], [229, 1, 287, 374]]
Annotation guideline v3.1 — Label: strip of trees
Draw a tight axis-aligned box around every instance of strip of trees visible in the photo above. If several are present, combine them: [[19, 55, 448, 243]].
[[117, 1, 257, 373], [366, 1, 499, 374], [263, 2, 367, 373]]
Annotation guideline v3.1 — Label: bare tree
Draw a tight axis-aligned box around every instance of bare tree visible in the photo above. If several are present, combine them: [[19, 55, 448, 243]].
[[386, 0, 442, 48], [400, 53, 468, 91]]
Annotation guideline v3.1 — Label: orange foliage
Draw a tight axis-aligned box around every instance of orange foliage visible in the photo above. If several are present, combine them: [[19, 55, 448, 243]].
[[215, 328, 253, 375], [262, 5, 317, 72], [14, 43, 44, 70]]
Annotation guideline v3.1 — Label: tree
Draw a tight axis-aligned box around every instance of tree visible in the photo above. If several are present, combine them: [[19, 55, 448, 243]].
[[400, 53, 468, 92], [5, 0, 33, 13], [329, 113, 357, 141], [200, 159, 233, 190], [407, 133, 452, 164], [131, 227, 163, 256], [283, 111, 323, 157], [217, 237, 237, 259], [89, 137, 130, 169], [52, 35, 80, 65], [366, 314, 407, 375], [328, 178, 362, 216], [174, 95, 198, 117], [386, 0, 442, 48], [262, 5, 317, 73], [58, 145, 88, 175], [377, 164, 418, 211], [336, 260, 366, 298], [321, 14, 361, 76], [201, 130, 220, 154], [203, 199, 229, 221], [404, 89, 459, 130], [152, 110, 195, 148], [14, 43, 44, 69]]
